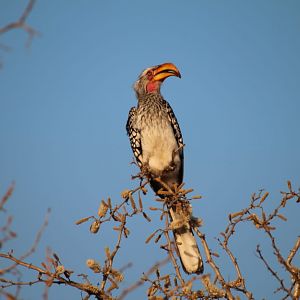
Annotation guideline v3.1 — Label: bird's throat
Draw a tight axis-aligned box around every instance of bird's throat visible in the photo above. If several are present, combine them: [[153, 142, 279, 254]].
[[146, 81, 160, 93]]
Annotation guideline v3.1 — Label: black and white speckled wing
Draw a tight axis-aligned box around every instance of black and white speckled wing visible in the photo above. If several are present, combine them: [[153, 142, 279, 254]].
[[126, 107, 143, 168], [163, 99, 184, 157]]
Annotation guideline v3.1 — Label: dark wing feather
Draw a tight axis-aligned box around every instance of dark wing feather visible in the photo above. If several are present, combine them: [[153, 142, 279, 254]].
[[126, 107, 143, 168], [163, 99, 184, 183], [163, 100, 184, 157]]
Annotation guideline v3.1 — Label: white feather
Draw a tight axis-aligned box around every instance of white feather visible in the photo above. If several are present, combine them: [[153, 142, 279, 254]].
[[140, 121, 179, 174]]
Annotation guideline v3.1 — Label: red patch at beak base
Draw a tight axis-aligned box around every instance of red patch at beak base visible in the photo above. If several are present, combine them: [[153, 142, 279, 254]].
[[146, 81, 160, 93]]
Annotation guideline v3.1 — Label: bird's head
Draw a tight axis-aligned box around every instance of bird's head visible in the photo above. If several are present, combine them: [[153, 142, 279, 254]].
[[134, 62, 181, 97]]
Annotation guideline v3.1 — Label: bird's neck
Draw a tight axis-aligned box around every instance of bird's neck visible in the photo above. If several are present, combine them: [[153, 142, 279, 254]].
[[137, 93, 164, 108]]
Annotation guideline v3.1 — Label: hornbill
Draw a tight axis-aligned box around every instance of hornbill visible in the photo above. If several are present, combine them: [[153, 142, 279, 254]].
[[126, 62, 203, 274]]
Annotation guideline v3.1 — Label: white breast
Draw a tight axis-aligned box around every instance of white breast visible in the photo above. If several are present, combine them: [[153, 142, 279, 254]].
[[141, 120, 178, 174]]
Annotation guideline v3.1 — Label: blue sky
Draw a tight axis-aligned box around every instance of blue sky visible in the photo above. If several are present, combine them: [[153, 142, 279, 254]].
[[1, 1, 300, 299]]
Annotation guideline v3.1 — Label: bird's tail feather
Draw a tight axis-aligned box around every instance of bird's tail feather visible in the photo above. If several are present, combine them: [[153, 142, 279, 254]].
[[169, 207, 203, 274]]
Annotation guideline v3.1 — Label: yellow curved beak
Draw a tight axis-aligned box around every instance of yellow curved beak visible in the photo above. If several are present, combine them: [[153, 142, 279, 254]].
[[153, 63, 181, 81]]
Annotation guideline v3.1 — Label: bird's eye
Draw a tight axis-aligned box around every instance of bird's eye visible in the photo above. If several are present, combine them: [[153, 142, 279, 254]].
[[146, 70, 153, 79]]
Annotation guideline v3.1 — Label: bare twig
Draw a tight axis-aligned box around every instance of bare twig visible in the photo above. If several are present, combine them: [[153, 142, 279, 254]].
[[163, 212, 185, 287], [256, 245, 292, 297], [195, 228, 234, 299], [117, 257, 169, 300], [287, 237, 300, 266], [0, 252, 104, 299], [0, 208, 50, 275], [0, 0, 39, 47], [0, 182, 15, 211]]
